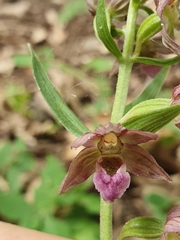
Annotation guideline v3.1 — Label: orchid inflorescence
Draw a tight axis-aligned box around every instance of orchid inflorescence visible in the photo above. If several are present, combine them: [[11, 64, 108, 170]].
[[30, 0, 180, 239]]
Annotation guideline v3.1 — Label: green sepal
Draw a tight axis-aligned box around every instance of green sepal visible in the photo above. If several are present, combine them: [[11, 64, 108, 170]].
[[132, 55, 180, 66], [94, 0, 122, 60], [117, 217, 164, 240], [134, 13, 162, 55], [120, 98, 180, 132], [28, 44, 89, 137], [125, 66, 169, 114]]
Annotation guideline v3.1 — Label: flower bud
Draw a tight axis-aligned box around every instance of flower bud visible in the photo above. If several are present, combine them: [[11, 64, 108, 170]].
[[86, 0, 129, 21]]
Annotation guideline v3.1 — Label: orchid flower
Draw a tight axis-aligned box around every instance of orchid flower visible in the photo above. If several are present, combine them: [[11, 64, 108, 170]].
[[160, 205, 180, 240], [155, 0, 180, 55], [59, 123, 171, 203]]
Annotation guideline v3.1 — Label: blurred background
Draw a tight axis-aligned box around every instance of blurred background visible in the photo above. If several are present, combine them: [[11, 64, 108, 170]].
[[0, 0, 180, 239]]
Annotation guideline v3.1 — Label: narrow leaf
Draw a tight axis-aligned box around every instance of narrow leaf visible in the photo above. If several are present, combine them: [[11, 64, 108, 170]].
[[118, 217, 164, 240], [125, 66, 169, 114], [132, 56, 180, 66], [121, 98, 180, 132], [28, 44, 89, 137], [95, 0, 122, 60]]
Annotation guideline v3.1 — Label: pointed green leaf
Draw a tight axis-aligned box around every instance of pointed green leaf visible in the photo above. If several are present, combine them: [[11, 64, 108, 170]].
[[121, 98, 180, 132], [134, 13, 162, 55], [132, 56, 180, 66], [125, 66, 169, 114], [28, 45, 89, 137], [118, 217, 164, 240], [94, 0, 122, 60]]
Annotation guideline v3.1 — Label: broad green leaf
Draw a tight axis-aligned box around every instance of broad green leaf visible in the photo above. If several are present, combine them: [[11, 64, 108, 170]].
[[0, 141, 13, 167], [94, 0, 122, 60], [35, 155, 65, 210], [0, 192, 36, 221], [134, 13, 162, 55], [121, 98, 180, 132], [42, 216, 71, 237], [118, 217, 164, 240], [125, 66, 169, 114], [7, 167, 24, 193], [28, 45, 89, 137]]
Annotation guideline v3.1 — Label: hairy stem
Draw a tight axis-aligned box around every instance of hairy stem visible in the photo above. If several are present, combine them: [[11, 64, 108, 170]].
[[111, 0, 140, 123], [100, 197, 113, 240]]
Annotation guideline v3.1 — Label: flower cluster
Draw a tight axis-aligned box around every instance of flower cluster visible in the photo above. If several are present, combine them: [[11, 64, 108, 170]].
[[59, 123, 171, 202]]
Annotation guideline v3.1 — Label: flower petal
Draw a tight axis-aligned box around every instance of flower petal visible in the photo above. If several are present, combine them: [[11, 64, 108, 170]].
[[71, 132, 99, 148], [155, 0, 180, 55], [94, 122, 126, 136], [171, 85, 180, 128], [93, 163, 130, 202], [59, 147, 100, 194], [164, 205, 180, 234], [161, 28, 180, 55], [121, 145, 171, 182], [120, 130, 158, 145]]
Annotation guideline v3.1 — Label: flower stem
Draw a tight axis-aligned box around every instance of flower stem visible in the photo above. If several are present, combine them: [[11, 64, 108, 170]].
[[100, 1, 139, 240], [100, 197, 112, 240], [111, 0, 140, 123]]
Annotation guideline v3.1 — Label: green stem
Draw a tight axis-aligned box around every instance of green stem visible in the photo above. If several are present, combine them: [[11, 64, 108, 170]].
[[100, 197, 112, 240], [100, 1, 140, 240], [111, 0, 140, 123]]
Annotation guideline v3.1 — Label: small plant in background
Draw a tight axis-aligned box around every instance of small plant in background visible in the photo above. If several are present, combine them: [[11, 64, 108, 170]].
[[28, 0, 180, 239]]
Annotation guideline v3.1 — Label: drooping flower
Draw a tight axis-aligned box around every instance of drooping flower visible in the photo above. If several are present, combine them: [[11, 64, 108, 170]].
[[155, 0, 180, 55], [171, 84, 180, 128], [160, 205, 180, 240], [59, 123, 171, 202]]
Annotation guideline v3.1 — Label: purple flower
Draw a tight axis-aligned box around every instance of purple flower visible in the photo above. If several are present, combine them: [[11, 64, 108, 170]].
[[59, 123, 171, 202], [171, 84, 180, 128], [160, 205, 180, 240], [155, 0, 180, 55]]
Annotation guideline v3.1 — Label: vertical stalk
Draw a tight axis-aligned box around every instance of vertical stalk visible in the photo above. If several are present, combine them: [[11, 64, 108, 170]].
[[111, 0, 140, 123], [100, 1, 140, 240], [100, 197, 112, 240]]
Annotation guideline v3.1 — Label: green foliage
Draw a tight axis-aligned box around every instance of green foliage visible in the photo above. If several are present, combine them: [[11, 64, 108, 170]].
[[84, 57, 114, 73], [134, 13, 162, 55], [121, 98, 180, 132], [118, 216, 164, 240], [29, 45, 90, 137], [145, 193, 172, 221], [5, 83, 31, 117], [124, 66, 169, 114], [0, 138, 99, 239], [58, 0, 87, 24], [94, 0, 122, 60], [12, 54, 32, 68]]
